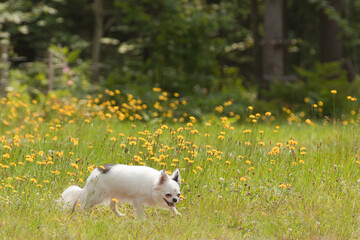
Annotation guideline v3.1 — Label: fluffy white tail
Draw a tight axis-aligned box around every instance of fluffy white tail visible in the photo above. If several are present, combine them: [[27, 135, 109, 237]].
[[60, 185, 84, 208]]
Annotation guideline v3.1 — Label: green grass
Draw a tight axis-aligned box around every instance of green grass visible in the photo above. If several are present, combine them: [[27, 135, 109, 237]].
[[1, 99, 360, 239]]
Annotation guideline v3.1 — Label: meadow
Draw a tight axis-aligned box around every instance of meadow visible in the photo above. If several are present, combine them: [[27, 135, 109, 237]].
[[1, 90, 360, 239]]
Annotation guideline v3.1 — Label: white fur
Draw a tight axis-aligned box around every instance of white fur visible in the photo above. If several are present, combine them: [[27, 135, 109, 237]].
[[60, 164, 181, 218]]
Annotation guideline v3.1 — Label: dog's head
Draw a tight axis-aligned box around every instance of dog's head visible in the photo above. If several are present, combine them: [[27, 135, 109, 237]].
[[154, 169, 181, 208]]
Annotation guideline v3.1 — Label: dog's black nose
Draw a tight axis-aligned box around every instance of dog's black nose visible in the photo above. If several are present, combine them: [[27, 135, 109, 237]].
[[173, 198, 177, 203]]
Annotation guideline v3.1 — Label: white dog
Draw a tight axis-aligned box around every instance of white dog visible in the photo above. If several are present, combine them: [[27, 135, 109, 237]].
[[61, 164, 181, 218]]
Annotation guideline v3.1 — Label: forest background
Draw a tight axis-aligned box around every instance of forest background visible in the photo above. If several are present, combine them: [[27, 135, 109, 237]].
[[1, 0, 359, 118]]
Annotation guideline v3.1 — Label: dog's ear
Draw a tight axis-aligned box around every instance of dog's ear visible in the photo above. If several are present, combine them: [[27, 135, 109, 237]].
[[170, 169, 181, 185], [158, 170, 169, 185]]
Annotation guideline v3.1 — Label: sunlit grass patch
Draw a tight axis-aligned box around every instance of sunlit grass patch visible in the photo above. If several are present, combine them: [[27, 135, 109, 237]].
[[1, 90, 360, 238]]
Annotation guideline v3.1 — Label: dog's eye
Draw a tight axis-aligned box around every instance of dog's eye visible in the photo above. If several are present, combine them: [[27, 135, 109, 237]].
[[177, 194, 180, 197], [165, 193, 172, 198]]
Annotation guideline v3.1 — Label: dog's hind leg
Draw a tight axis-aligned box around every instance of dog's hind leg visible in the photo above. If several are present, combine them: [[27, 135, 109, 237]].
[[110, 200, 125, 217]]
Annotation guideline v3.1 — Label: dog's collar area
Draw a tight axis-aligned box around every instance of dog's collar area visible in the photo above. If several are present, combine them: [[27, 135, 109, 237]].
[[163, 198, 175, 207]]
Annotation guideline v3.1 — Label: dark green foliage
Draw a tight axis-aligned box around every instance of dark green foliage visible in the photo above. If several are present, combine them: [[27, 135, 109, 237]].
[[1, 0, 360, 118], [269, 61, 360, 117]]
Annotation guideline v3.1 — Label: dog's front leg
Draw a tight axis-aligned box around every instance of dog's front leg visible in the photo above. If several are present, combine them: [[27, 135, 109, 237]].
[[170, 207, 181, 216], [133, 199, 144, 219]]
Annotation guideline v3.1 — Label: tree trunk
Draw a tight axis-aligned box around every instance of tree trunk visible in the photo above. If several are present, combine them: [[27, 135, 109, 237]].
[[320, 0, 343, 63], [91, 0, 103, 83], [262, 0, 284, 93], [0, 40, 9, 98], [251, 0, 263, 98]]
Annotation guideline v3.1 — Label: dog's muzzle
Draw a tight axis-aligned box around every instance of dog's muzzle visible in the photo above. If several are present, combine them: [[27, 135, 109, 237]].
[[163, 198, 175, 207]]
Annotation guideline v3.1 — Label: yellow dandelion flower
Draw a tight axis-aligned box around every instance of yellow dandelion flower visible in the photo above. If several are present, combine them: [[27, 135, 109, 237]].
[[30, 178, 37, 183], [71, 163, 79, 169], [25, 155, 33, 162]]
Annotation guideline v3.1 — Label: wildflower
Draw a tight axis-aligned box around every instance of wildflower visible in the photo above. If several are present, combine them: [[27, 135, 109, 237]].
[[3, 145, 11, 150], [51, 170, 60, 175], [30, 178, 37, 183], [305, 119, 312, 125], [240, 177, 246, 182], [279, 184, 287, 189], [25, 155, 34, 162], [71, 163, 79, 169], [330, 90, 337, 94]]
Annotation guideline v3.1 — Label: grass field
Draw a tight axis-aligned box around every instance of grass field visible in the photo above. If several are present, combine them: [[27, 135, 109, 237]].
[[1, 91, 360, 239]]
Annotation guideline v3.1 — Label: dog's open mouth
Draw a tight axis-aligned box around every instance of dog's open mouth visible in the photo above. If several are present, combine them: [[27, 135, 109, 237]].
[[163, 198, 175, 207]]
